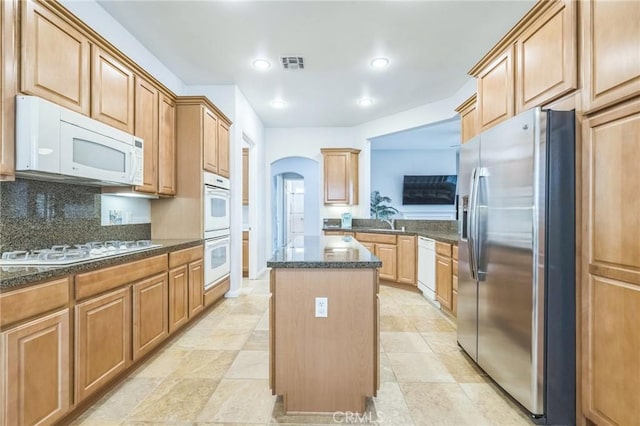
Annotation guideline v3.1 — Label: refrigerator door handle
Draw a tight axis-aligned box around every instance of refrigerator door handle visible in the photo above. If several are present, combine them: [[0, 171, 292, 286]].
[[474, 167, 488, 282], [467, 167, 478, 280]]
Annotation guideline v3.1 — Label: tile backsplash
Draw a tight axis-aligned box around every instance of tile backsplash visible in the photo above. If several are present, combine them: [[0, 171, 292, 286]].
[[0, 179, 150, 252]]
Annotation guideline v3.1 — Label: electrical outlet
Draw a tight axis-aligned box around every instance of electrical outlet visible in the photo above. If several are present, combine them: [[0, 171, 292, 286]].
[[315, 297, 328, 318]]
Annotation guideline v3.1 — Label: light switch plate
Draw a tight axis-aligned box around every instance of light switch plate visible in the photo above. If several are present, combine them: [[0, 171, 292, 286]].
[[315, 297, 328, 317]]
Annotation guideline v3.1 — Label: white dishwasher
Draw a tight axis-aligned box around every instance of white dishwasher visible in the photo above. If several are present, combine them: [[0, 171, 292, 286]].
[[418, 237, 438, 304]]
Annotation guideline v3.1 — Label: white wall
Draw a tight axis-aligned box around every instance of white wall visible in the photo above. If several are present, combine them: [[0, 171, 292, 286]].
[[370, 150, 457, 219]]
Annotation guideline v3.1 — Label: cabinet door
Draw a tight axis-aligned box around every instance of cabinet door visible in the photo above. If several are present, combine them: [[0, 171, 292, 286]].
[[582, 0, 640, 112], [169, 265, 189, 333], [461, 104, 477, 144], [242, 148, 249, 205], [360, 241, 375, 255], [1, 0, 17, 180], [435, 254, 452, 310], [188, 260, 204, 318], [134, 76, 159, 194], [21, 0, 90, 114], [397, 235, 417, 285], [583, 99, 640, 425], [91, 46, 135, 133], [477, 46, 514, 131], [322, 149, 360, 205], [2, 309, 70, 425], [242, 233, 249, 276], [158, 94, 176, 196], [218, 120, 230, 178], [515, 0, 577, 112], [376, 243, 397, 282], [75, 287, 131, 403], [203, 108, 218, 173], [132, 273, 168, 360]]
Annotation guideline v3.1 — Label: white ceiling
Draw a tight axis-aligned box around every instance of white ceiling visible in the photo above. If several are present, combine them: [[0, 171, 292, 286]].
[[370, 118, 460, 150], [98, 0, 535, 128]]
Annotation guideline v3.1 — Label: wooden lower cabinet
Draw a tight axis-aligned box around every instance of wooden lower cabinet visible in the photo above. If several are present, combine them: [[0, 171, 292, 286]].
[[132, 273, 168, 360], [397, 235, 417, 285], [168, 265, 189, 333], [243, 231, 249, 277], [2, 309, 70, 425], [75, 287, 131, 403], [436, 254, 452, 311], [188, 260, 204, 317]]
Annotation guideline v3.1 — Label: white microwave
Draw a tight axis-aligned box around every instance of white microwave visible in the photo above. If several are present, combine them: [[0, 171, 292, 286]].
[[15, 95, 143, 186]]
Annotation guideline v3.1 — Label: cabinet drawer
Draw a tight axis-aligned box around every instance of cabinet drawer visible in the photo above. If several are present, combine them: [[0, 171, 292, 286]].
[[355, 232, 397, 245], [76, 255, 167, 300], [1, 277, 70, 327], [435, 242, 452, 257], [169, 245, 204, 268]]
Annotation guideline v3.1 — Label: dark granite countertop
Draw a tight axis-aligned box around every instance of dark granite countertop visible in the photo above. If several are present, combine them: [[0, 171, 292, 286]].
[[0, 239, 204, 292], [323, 227, 459, 246], [268, 236, 382, 269]]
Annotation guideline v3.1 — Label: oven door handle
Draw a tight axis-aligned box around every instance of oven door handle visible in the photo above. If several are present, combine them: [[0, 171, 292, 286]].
[[206, 238, 230, 248], [205, 188, 231, 198]]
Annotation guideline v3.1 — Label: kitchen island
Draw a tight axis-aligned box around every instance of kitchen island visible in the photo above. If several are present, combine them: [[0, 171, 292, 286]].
[[267, 235, 382, 414]]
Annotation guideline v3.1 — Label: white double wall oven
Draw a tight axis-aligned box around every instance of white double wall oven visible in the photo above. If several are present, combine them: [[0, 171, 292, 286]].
[[203, 172, 231, 290]]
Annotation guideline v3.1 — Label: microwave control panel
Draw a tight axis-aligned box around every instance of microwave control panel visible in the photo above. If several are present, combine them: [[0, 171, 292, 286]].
[[133, 138, 144, 186]]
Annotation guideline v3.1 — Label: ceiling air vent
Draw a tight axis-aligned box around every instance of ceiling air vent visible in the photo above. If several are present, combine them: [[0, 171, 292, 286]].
[[281, 56, 304, 70]]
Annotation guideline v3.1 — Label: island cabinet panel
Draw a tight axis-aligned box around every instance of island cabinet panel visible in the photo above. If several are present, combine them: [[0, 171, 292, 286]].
[[2, 309, 70, 426], [397, 235, 417, 285], [75, 287, 131, 403], [203, 107, 218, 173], [1, 0, 18, 181], [515, 0, 577, 112], [376, 243, 397, 282], [271, 268, 377, 413], [583, 99, 640, 425], [217, 120, 231, 178], [168, 265, 189, 333], [321, 149, 360, 205], [436, 254, 452, 311], [133, 76, 159, 194], [477, 46, 514, 131], [91, 46, 135, 133], [158, 94, 176, 196], [582, 0, 640, 113], [132, 273, 168, 360], [21, 0, 90, 115]]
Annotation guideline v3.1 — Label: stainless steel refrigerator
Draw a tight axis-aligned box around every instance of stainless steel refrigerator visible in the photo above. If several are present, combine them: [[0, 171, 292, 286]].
[[457, 108, 575, 425]]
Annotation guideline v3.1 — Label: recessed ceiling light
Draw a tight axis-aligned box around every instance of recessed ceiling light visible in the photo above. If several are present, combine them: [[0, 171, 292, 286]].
[[271, 98, 286, 109], [370, 57, 389, 69], [252, 59, 271, 70], [358, 98, 374, 107]]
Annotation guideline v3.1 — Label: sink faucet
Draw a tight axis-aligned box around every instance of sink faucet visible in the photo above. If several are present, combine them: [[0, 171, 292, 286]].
[[382, 218, 395, 230]]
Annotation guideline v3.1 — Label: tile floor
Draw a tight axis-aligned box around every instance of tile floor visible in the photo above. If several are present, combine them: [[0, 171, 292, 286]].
[[71, 277, 532, 425]]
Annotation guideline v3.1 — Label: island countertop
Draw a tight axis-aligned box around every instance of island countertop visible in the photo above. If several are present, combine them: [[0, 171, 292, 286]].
[[267, 235, 382, 269]]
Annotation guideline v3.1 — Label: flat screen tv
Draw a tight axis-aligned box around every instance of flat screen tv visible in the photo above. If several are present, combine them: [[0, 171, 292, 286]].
[[402, 175, 457, 205]]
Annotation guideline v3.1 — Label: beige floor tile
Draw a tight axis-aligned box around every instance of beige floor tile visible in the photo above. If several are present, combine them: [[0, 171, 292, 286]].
[[168, 350, 238, 380], [373, 382, 416, 426], [379, 353, 397, 384], [255, 312, 271, 331], [390, 291, 431, 306], [270, 396, 379, 424], [400, 304, 446, 319], [380, 332, 432, 353], [127, 378, 219, 422], [229, 296, 270, 315], [380, 315, 417, 332], [180, 328, 252, 351], [67, 411, 120, 426], [406, 316, 456, 333], [132, 349, 190, 378], [196, 379, 276, 423], [436, 350, 489, 383], [459, 383, 532, 425], [225, 350, 269, 379], [400, 382, 492, 426], [243, 330, 270, 351], [420, 332, 460, 355], [387, 352, 455, 383], [215, 314, 262, 330], [82, 377, 162, 422]]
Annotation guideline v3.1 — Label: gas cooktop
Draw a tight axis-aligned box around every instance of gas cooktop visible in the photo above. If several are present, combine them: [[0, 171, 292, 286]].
[[0, 240, 162, 266]]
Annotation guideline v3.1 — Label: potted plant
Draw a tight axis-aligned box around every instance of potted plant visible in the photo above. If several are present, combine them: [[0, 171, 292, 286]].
[[370, 190, 399, 220]]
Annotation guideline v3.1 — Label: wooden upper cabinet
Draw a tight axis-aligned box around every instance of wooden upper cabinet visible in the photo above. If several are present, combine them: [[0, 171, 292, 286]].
[[1, 0, 17, 181], [582, 0, 640, 113], [158, 93, 176, 196], [134, 76, 159, 194], [218, 120, 231, 178], [2, 309, 71, 426], [91, 46, 135, 133], [132, 273, 168, 360], [75, 287, 131, 404], [455, 94, 478, 144], [515, 0, 577, 112], [477, 46, 514, 131], [321, 148, 360, 205], [242, 148, 249, 205], [203, 107, 219, 173], [21, 0, 90, 114], [397, 235, 417, 285]]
